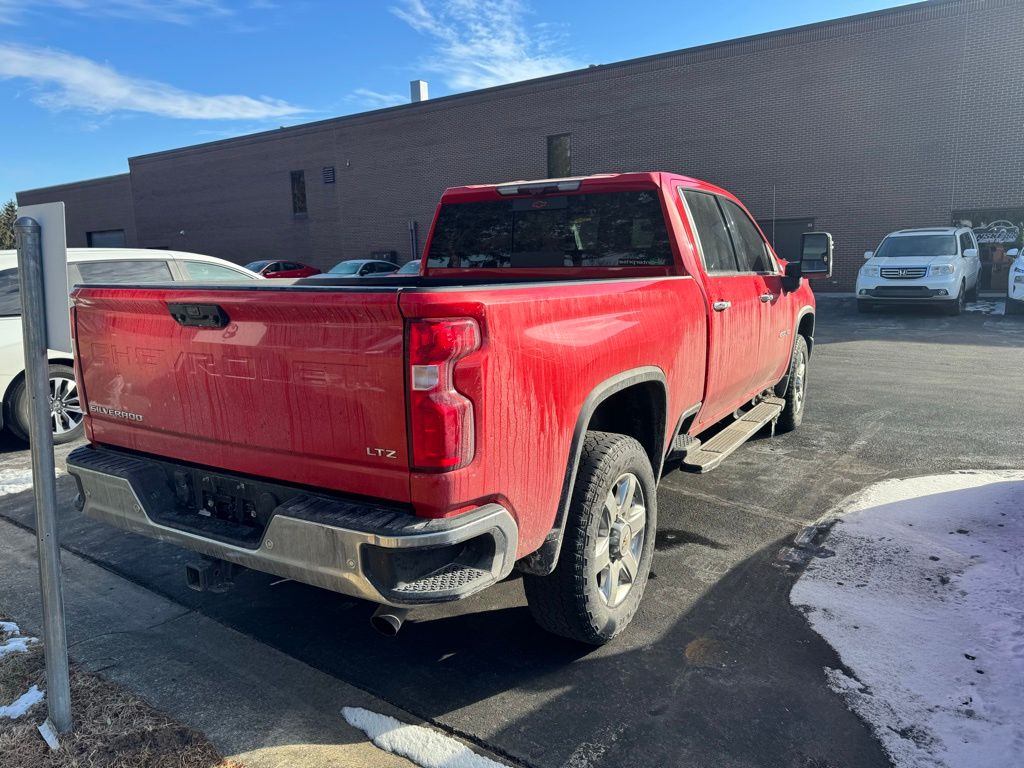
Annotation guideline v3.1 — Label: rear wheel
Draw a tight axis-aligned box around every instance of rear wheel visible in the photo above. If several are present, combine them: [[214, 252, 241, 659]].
[[4, 364, 85, 445], [776, 335, 808, 434], [523, 431, 656, 645]]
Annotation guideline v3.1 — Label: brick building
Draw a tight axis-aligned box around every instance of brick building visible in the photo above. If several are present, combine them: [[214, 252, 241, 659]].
[[17, 0, 1024, 291]]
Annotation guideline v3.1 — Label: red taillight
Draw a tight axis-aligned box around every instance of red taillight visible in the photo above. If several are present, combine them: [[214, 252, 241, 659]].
[[407, 318, 480, 471]]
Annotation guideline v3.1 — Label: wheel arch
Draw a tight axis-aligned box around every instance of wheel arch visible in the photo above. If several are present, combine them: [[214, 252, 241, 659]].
[[775, 309, 815, 398], [517, 366, 668, 576]]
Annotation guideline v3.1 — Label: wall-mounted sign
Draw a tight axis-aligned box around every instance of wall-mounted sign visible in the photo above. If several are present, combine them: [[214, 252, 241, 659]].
[[973, 219, 1021, 245]]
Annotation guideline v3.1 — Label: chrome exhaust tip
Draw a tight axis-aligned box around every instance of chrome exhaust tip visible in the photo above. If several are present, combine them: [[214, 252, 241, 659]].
[[370, 605, 409, 637]]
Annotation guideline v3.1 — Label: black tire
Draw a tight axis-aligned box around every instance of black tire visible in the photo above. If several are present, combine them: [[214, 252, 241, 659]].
[[1006, 298, 1023, 316], [944, 284, 965, 316], [523, 431, 656, 645], [776, 335, 809, 434], [4, 363, 85, 445], [856, 300, 874, 313], [967, 280, 979, 302]]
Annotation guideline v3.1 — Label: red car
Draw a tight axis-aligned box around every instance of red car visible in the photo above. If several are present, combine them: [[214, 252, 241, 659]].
[[244, 260, 321, 278], [68, 172, 831, 644]]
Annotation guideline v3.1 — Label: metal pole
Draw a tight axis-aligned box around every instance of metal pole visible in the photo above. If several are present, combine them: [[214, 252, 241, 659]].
[[14, 216, 72, 734]]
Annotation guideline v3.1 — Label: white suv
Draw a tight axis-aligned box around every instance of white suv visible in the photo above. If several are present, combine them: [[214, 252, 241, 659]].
[[0, 248, 260, 444], [1006, 247, 1024, 315], [856, 227, 981, 315]]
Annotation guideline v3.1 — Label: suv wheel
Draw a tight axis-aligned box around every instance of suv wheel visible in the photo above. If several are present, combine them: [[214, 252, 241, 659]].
[[967, 280, 979, 302], [945, 284, 965, 316], [4, 364, 85, 445], [523, 431, 656, 645]]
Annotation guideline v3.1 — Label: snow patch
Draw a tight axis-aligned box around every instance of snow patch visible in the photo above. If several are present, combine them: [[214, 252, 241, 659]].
[[964, 300, 1004, 316], [0, 635, 38, 658], [0, 685, 44, 719], [792, 471, 1024, 768], [0, 620, 20, 636], [0, 468, 32, 496], [342, 706, 504, 768]]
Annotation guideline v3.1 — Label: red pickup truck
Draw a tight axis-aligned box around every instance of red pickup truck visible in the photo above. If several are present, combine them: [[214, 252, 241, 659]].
[[67, 172, 831, 644]]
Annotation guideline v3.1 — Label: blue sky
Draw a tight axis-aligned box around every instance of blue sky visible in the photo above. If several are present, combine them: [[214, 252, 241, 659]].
[[0, 0, 913, 201]]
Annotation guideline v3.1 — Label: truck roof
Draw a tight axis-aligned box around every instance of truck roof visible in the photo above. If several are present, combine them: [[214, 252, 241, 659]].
[[440, 172, 733, 202]]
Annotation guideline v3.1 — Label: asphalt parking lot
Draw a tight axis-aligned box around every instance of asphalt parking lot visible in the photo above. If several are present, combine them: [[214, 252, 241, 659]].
[[2, 296, 1022, 768]]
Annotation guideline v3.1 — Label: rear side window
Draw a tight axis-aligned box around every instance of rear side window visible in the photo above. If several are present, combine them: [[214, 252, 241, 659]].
[[181, 261, 255, 281], [0, 268, 20, 317], [426, 191, 672, 269], [721, 199, 770, 273], [683, 190, 738, 273], [76, 260, 173, 283]]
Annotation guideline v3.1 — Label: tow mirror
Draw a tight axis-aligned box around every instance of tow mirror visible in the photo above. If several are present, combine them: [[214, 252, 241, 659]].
[[799, 232, 833, 280], [864, 250, 874, 260]]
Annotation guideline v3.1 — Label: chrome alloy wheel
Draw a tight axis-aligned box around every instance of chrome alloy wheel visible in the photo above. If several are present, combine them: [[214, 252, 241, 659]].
[[792, 352, 807, 412], [49, 376, 83, 436], [594, 472, 647, 608]]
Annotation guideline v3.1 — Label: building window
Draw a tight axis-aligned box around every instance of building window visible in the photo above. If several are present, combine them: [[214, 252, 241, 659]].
[[86, 229, 126, 248], [547, 133, 571, 178], [290, 170, 307, 216]]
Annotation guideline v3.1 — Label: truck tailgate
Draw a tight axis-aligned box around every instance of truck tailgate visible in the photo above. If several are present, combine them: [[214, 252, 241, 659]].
[[73, 286, 410, 503]]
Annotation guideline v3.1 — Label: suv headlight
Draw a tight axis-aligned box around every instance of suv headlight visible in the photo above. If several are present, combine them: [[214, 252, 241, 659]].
[[861, 265, 880, 277], [929, 264, 956, 276]]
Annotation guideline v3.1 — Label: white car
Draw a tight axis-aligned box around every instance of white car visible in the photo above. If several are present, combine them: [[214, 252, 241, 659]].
[[856, 227, 981, 315], [0, 248, 260, 444], [1007, 247, 1024, 315]]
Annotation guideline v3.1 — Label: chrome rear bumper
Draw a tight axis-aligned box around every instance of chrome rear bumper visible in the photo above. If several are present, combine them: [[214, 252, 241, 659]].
[[66, 445, 518, 607]]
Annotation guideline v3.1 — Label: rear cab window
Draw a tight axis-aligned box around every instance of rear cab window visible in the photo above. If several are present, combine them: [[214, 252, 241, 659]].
[[74, 260, 174, 284], [426, 190, 673, 270]]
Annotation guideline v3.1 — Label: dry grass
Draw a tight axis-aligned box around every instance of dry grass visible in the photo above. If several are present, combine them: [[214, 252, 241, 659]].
[[1, 619, 235, 768]]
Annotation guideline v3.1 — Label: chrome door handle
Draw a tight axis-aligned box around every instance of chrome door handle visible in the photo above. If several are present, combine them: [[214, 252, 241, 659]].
[[713, 301, 731, 311], [760, 293, 775, 302]]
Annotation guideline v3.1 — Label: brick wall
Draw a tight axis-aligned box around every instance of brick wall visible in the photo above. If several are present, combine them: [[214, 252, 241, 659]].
[[17, 174, 137, 248], [17, 0, 1024, 290]]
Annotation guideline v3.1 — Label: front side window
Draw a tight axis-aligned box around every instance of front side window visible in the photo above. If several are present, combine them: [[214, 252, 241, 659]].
[[875, 235, 957, 258], [721, 199, 770, 273], [959, 232, 974, 253], [181, 261, 256, 281], [76, 260, 173, 283], [427, 191, 672, 269], [245, 260, 273, 272], [682, 190, 738, 273]]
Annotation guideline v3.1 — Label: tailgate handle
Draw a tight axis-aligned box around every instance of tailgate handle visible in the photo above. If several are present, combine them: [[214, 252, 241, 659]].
[[168, 303, 230, 329]]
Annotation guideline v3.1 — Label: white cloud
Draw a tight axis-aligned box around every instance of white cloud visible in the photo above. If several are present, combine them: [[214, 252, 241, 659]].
[[390, 0, 579, 91], [349, 88, 407, 108], [0, 0, 231, 25], [0, 44, 304, 120]]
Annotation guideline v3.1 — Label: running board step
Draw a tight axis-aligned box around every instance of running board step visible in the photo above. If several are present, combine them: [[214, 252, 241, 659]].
[[682, 397, 785, 474], [667, 432, 701, 460]]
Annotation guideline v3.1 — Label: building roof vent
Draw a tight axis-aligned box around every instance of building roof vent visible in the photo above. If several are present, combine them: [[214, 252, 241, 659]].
[[322, 166, 336, 184], [410, 80, 429, 103]]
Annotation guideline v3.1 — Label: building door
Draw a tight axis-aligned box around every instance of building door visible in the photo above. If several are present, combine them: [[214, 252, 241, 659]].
[[756, 218, 815, 263]]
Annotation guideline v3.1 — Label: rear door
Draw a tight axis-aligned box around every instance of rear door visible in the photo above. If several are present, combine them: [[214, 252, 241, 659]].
[[681, 189, 763, 427], [720, 199, 792, 390], [73, 285, 411, 501]]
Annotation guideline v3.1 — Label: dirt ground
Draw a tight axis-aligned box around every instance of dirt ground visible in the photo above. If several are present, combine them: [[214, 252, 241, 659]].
[[1, 617, 232, 768]]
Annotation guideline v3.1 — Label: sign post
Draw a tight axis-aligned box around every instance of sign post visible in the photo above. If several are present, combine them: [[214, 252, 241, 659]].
[[14, 210, 73, 735]]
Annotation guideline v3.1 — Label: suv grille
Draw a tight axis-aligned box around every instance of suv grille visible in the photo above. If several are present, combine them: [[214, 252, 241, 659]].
[[880, 266, 927, 279]]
